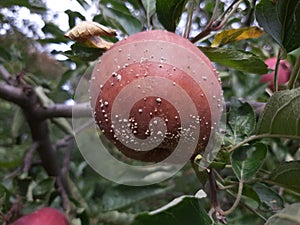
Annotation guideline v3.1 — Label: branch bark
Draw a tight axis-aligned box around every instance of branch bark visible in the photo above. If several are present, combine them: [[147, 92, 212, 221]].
[[0, 66, 70, 195]]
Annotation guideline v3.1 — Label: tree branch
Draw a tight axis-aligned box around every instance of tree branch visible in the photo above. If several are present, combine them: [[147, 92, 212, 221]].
[[36, 102, 91, 119], [0, 82, 29, 107]]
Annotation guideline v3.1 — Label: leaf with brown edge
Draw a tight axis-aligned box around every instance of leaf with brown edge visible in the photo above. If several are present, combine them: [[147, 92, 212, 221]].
[[211, 27, 264, 47], [64, 21, 116, 49]]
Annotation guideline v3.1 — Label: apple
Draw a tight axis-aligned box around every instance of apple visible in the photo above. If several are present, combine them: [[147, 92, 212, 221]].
[[10, 207, 69, 225], [260, 57, 291, 91], [90, 30, 223, 162]]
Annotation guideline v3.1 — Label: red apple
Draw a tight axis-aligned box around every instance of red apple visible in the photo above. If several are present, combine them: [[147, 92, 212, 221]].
[[10, 207, 69, 225], [260, 57, 291, 91], [90, 30, 223, 162]]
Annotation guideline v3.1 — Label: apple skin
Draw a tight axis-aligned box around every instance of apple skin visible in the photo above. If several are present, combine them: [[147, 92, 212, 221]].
[[10, 207, 69, 225], [260, 57, 291, 91], [90, 30, 223, 162]]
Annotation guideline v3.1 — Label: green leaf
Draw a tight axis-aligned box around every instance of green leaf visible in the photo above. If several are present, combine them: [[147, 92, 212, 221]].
[[228, 99, 256, 143], [269, 161, 300, 193], [265, 203, 300, 225], [141, 0, 156, 23], [156, 0, 188, 31], [0, 183, 10, 211], [231, 143, 268, 181], [200, 47, 268, 74], [41, 22, 68, 43], [131, 195, 212, 225], [11, 107, 25, 139], [65, 10, 86, 29], [257, 87, 300, 137], [100, 184, 171, 211], [252, 183, 284, 211], [256, 0, 300, 53], [32, 177, 56, 200], [0, 0, 46, 13], [64, 42, 104, 62], [99, 0, 142, 35]]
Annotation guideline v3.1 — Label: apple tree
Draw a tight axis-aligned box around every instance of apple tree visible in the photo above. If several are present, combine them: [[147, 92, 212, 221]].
[[0, 0, 299, 225]]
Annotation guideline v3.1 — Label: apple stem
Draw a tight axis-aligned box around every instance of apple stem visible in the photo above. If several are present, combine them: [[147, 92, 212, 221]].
[[288, 53, 300, 89]]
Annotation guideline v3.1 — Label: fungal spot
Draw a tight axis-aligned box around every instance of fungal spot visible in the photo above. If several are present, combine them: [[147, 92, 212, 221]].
[[156, 97, 162, 104], [117, 74, 122, 81], [138, 108, 143, 113], [160, 57, 166, 63], [202, 76, 207, 81], [118, 48, 122, 52], [104, 101, 109, 106]]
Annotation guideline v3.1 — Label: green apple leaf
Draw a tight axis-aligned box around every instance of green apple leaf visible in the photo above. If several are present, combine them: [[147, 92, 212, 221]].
[[131, 193, 212, 225], [256, 0, 300, 52], [269, 161, 300, 193], [200, 47, 268, 74], [252, 183, 284, 211], [156, 0, 188, 31], [228, 99, 256, 143], [100, 184, 171, 211], [231, 143, 267, 181], [141, 0, 156, 21], [257, 87, 300, 137], [265, 203, 300, 225]]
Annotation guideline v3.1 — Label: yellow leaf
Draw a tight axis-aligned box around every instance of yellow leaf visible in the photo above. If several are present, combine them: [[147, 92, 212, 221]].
[[211, 27, 264, 47], [64, 21, 117, 49]]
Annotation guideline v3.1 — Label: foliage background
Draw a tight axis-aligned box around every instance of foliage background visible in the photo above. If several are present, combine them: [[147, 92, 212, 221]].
[[0, 0, 299, 224]]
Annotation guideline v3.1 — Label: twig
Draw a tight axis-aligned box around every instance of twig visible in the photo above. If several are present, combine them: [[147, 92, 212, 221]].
[[190, 0, 220, 43], [273, 51, 282, 92], [228, 133, 300, 153], [242, 0, 257, 27], [183, 0, 196, 39], [191, 0, 243, 43], [288, 53, 300, 89], [0, 65, 14, 85], [22, 142, 39, 173], [222, 180, 244, 215]]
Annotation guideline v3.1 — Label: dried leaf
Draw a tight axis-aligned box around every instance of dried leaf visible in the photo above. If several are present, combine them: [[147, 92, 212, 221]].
[[65, 21, 117, 39], [86, 36, 114, 50], [64, 21, 116, 49], [211, 27, 264, 47]]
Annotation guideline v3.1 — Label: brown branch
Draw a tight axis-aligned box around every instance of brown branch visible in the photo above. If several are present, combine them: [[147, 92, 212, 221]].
[[0, 82, 29, 107], [0, 65, 14, 84], [22, 142, 39, 173], [36, 102, 91, 119], [0, 79, 70, 199], [190, 0, 243, 43]]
